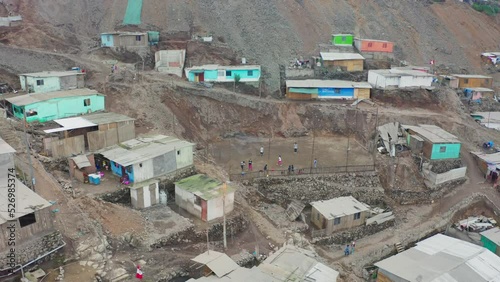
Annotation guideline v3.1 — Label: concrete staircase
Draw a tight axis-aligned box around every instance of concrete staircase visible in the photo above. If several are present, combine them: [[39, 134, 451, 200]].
[[395, 242, 405, 253]]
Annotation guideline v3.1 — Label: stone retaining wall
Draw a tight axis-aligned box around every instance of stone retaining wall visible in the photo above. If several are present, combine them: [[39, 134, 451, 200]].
[[312, 220, 395, 245]]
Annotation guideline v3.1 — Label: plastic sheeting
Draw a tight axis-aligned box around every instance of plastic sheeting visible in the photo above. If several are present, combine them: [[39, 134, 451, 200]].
[[123, 0, 142, 25]]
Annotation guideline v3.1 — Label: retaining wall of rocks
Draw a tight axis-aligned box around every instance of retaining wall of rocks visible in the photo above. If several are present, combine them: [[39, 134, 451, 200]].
[[312, 220, 395, 245]]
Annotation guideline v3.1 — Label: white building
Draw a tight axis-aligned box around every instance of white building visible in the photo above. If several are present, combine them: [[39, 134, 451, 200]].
[[368, 69, 434, 89], [375, 234, 500, 282], [155, 50, 186, 77], [175, 174, 235, 222]]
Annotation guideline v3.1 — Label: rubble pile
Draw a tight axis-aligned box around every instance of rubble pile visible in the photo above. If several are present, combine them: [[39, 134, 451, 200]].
[[455, 216, 497, 232]]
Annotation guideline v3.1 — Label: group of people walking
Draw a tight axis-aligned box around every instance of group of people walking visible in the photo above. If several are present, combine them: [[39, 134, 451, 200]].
[[344, 241, 356, 256]]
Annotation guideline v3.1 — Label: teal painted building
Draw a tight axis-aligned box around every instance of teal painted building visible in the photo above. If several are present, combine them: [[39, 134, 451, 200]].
[[404, 124, 461, 160], [6, 89, 105, 123], [332, 34, 354, 46], [19, 71, 85, 93], [481, 227, 500, 256], [184, 64, 261, 83]]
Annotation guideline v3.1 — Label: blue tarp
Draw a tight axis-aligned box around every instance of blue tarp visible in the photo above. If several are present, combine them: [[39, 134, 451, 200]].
[[123, 0, 142, 25]]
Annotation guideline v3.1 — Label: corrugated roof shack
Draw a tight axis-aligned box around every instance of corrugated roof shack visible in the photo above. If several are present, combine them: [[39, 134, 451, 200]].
[[481, 227, 500, 256], [19, 71, 85, 94], [68, 154, 97, 183], [175, 174, 235, 222], [6, 89, 105, 123], [0, 138, 63, 270], [310, 196, 370, 234], [375, 234, 500, 282], [450, 74, 493, 89], [320, 52, 365, 72], [100, 32, 149, 48], [286, 79, 371, 100], [43, 112, 136, 158], [403, 124, 461, 160], [470, 151, 500, 177]]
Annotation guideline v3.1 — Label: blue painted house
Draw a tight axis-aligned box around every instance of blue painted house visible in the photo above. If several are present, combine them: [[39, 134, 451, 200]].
[[6, 89, 105, 123], [184, 64, 261, 83], [100, 31, 149, 48], [286, 79, 371, 100], [403, 124, 461, 160]]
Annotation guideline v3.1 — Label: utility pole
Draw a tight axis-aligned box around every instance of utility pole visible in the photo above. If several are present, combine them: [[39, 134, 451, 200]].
[[206, 227, 210, 254], [22, 110, 34, 190], [222, 183, 227, 250], [309, 131, 315, 174], [259, 79, 262, 99]]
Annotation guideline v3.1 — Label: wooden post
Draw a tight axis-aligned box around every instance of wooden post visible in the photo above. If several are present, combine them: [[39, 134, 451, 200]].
[[223, 183, 227, 250]]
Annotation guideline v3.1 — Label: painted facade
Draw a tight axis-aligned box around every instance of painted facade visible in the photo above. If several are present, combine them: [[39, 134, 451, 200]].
[[320, 52, 364, 72], [19, 71, 85, 94], [464, 88, 495, 101], [481, 227, 500, 256], [354, 38, 394, 53], [7, 89, 105, 123], [331, 34, 354, 46], [286, 79, 371, 100], [403, 124, 461, 161], [368, 69, 434, 89], [451, 75, 493, 89], [185, 65, 261, 83], [175, 174, 235, 222]]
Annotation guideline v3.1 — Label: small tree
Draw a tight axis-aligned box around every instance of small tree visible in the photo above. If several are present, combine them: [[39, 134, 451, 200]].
[[234, 74, 241, 83]]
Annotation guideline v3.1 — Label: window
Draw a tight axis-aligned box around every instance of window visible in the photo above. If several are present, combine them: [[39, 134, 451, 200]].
[[226, 70, 232, 77], [316, 212, 320, 221], [27, 109, 38, 117], [334, 217, 341, 225], [334, 88, 341, 93], [19, 213, 36, 227], [354, 212, 361, 220], [218, 70, 225, 77], [126, 166, 133, 173], [36, 79, 44, 86], [139, 163, 143, 168], [194, 195, 202, 206], [83, 98, 91, 106], [248, 70, 254, 76], [382, 43, 388, 48], [136, 35, 141, 41], [368, 42, 373, 47], [342, 36, 346, 41], [464, 79, 469, 84], [439, 146, 446, 153], [177, 150, 181, 155]]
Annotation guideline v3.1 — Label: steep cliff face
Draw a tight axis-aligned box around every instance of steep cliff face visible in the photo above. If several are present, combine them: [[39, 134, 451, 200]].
[[3, 0, 500, 87]]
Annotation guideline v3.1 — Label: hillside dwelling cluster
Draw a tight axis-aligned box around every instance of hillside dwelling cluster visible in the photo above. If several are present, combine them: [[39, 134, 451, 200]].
[[320, 52, 365, 72], [0, 138, 63, 270], [188, 245, 339, 281], [330, 34, 394, 59], [402, 124, 461, 160], [42, 112, 136, 157], [481, 227, 500, 256], [96, 135, 194, 209], [184, 64, 261, 83], [175, 174, 235, 222], [310, 196, 370, 234], [155, 50, 186, 77], [100, 31, 159, 48], [5, 89, 105, 123], [375, 234, 500, 282], [286, 79, 372, 100], [464, 87, 495, 101], [368, 68, 434, 89], [447, 74, 493, 89], [19, 70, 85, 94]]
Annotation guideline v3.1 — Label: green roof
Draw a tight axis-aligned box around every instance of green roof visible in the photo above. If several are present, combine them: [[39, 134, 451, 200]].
[[175, 174, 235, 200]]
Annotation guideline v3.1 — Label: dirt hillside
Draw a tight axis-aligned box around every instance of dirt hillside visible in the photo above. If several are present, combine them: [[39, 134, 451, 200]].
[[2, 0, 500, 88]]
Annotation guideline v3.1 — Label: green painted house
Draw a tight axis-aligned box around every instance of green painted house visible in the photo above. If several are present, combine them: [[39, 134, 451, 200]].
[[19, 71, 85, 94], [403, 124, 461, 160], [481, 227, 500, 256], [6, 89, 105, 123], [331, 34, 354, 46]]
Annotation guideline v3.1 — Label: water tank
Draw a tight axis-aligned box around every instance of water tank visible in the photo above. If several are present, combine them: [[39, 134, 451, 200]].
[[241, 58, 246, 64], [147, 31, 160, 45]]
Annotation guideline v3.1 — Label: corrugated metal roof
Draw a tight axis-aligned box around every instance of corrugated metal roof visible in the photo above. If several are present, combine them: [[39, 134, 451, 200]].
[[320, 52, 365, 61], [286, 79, 372, 89], [482, 52, 500, 57], [0, 180, 52, 225], [175, 174, 235, 200], [311, 196, 370, 220], [464, 88, 494, 92], [44, 112, 134, 133], [98, 135, 194, 167], [71, 155, 91, 169], [451, 74, 492, 79], [375, 234, 500, 282], [0, 137, 16, 154], [354, 37, 392, 43], [481, 227, 500, 245], [370, 69, 434, 77], [82, 112, 135, 124], [186, 64, 261, 71], [19, 71, 83, 78], [401, 124, 460, 144], [101, 31, 147, 36], [6, 89, 103, 106], [191, 251, 240, 278], [471, 152, 500, 165]]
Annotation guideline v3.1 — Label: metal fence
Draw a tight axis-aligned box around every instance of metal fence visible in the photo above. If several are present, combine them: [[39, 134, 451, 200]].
[[229, 164, 375, 181]]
